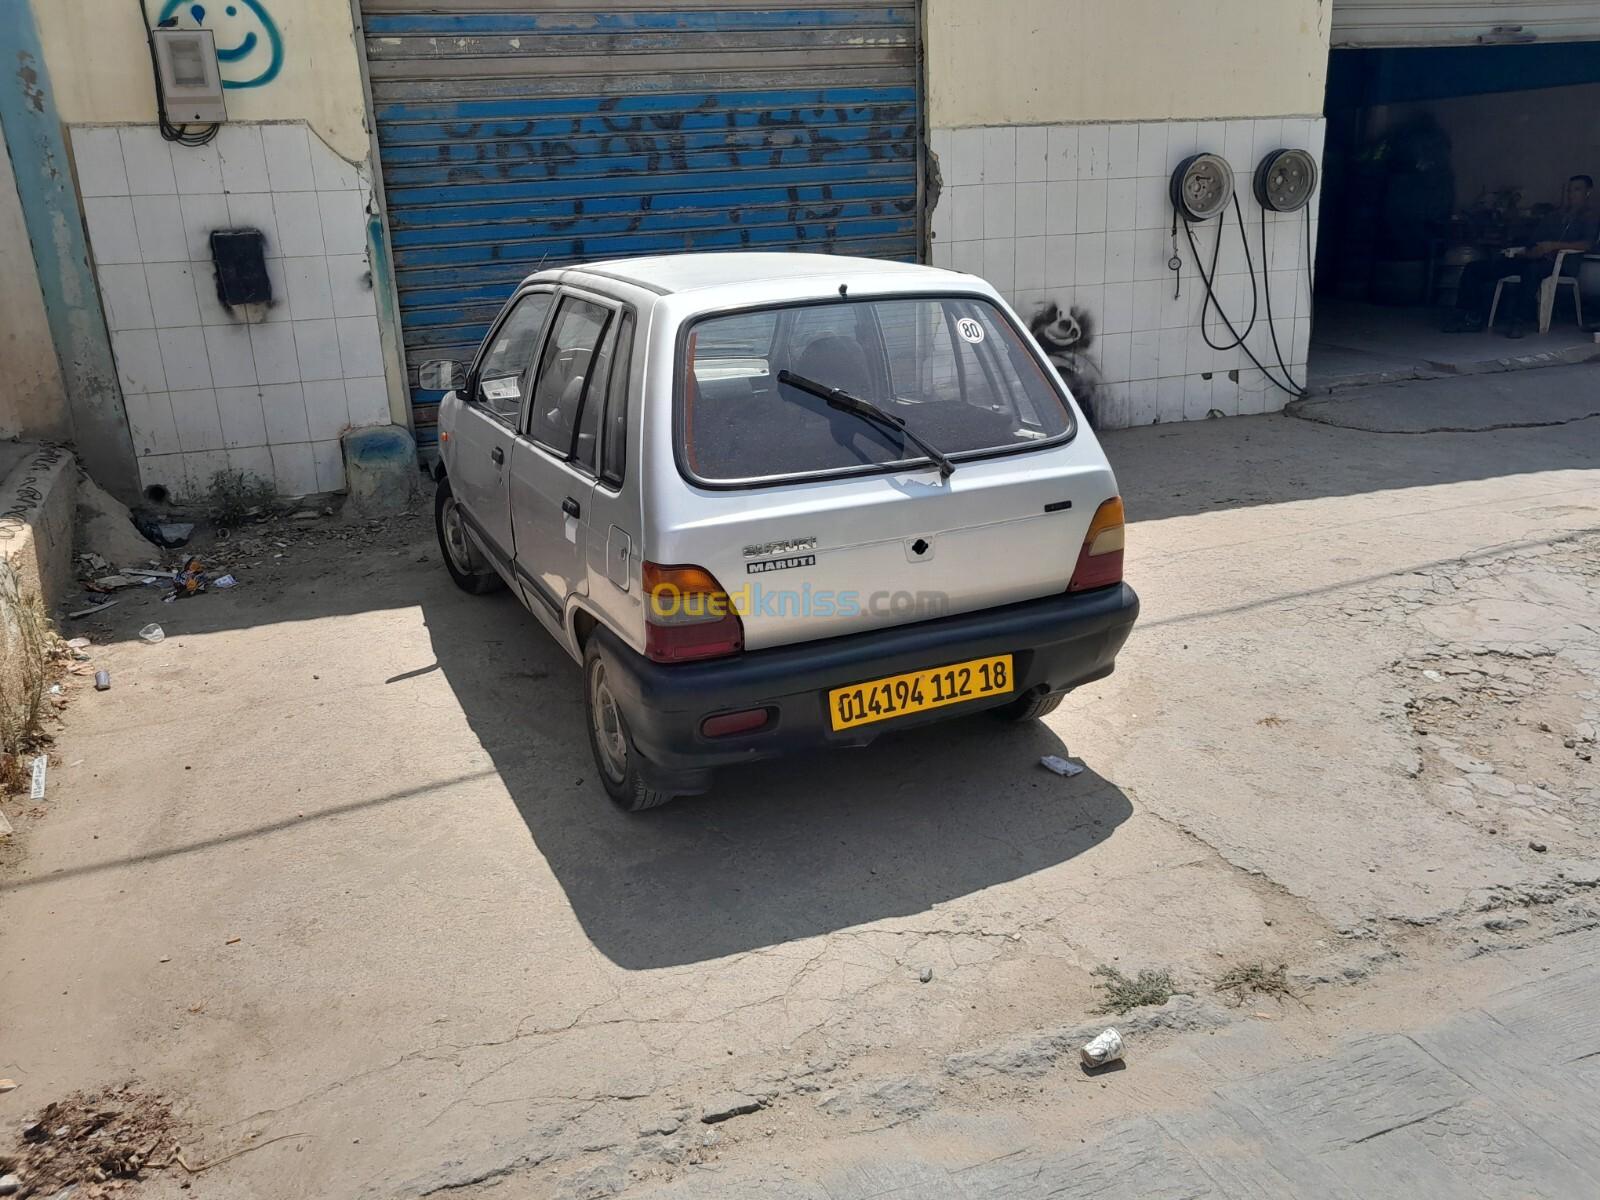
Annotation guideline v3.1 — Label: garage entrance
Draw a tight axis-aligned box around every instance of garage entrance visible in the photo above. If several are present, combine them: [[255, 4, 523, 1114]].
[[357, 1, 922, 452], [1311, 5, 1600, 387]]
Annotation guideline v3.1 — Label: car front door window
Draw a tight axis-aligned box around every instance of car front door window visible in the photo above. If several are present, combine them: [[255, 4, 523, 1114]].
[[475, 292, 554, 422]]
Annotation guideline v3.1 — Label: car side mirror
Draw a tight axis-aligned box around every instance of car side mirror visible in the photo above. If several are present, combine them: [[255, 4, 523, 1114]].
[[419, 359, 466, 391]]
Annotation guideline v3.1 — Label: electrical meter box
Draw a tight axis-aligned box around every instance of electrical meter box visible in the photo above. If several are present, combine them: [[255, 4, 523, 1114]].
[[151, 28, 227, 125]]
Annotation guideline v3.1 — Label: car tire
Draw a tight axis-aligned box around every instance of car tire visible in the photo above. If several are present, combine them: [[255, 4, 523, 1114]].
[[584, 643, 679, 812], [435, 474, 504, 595], [993, 689, 1065, 722]]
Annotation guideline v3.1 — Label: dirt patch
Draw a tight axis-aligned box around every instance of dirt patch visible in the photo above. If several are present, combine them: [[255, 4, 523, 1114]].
[[8, 1084, 180, 1196], [1402, 650, 1597, 850]]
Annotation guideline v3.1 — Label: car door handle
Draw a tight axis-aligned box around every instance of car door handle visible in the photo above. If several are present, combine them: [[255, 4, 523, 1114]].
[[561, 496, 581, 519], [491, 446, 505, 466]]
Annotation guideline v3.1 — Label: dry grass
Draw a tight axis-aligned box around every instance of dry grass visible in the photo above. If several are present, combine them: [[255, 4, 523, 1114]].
[[0, 575, 57, 796], [204, 468, 276, 530], [1215, 961, 1297, 1006], [1091, 964, 1177, 1015], [9, 1083, 180, 1192]]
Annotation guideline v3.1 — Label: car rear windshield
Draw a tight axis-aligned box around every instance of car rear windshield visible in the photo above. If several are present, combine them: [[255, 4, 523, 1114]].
[[680, 296, 1074, 484]]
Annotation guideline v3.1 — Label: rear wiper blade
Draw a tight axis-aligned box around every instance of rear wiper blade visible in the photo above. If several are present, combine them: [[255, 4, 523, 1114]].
[[777, 370, 955, 478]]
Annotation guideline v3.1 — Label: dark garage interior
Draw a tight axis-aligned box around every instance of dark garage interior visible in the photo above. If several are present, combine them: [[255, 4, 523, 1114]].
[[1310, 39, 1600, 383]]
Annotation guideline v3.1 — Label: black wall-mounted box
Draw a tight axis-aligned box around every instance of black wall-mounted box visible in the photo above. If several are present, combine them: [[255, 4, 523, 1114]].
[[209, 228, 272, 307]]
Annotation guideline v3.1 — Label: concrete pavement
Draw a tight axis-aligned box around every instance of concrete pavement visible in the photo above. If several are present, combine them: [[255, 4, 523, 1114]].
[[628, 930, 1600, 1199], [1, 365, 1597, 1197]]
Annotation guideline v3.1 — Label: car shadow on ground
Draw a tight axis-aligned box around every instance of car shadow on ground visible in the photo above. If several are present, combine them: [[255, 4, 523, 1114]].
[[421, 584, 1133, 970]]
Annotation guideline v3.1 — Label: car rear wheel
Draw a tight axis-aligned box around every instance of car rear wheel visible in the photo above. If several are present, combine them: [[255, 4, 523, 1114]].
[[435, 474, 503, 595], [584, 644, 679, 812], [993, 689, 1065, 722]]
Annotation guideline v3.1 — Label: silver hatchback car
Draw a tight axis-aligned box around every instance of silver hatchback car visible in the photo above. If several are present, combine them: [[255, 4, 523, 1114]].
[[423, 253, 1138, 810]]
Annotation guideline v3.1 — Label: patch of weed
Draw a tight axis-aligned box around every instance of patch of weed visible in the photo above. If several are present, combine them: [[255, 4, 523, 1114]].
[[1091, 964, 1176, 1015], [205, 469, 276, 529], [0, 580, 56, 796], [1215, 961, 1296, 1006]]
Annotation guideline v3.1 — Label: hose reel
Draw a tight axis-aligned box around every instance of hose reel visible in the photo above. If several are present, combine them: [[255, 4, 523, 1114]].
[[1169, 153, 1235, 222], [1253, 147, 1319, 214]]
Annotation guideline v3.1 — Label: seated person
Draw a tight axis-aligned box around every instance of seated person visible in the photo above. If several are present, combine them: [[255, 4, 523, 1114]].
[[1445, 174, 1598, 337]]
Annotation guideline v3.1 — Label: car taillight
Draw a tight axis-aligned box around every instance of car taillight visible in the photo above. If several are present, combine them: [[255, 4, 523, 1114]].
[[1068, 497, 1125, 592], [643, 561, 744, 663]]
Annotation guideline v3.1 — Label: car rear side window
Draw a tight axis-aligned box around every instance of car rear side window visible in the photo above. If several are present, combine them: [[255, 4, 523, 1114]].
[[600, 311, 634, 486], [528, 298, 612, 457], [680, 297, 1073, 484], [573, 315, 619, 474]]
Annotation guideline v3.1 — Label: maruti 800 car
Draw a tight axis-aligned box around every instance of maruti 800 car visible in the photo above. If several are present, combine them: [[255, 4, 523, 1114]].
[[423, 253, 1138, 810]]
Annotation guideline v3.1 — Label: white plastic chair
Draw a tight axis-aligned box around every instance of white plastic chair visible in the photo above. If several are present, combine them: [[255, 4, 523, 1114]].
[[1538, 249, 1584, 334], [1486, 273, 1521, 330]]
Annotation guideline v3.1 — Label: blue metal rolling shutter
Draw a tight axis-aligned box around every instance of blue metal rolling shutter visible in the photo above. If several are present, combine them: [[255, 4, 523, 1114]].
[[358, 1, 922, 450]]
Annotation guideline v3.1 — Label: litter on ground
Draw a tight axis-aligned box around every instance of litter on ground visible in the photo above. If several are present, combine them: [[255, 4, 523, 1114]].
[[1081, 1027, 1125, 1068]]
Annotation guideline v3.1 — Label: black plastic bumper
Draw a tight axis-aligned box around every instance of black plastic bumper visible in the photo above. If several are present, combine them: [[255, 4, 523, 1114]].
[[596, 583, 1139, 791]]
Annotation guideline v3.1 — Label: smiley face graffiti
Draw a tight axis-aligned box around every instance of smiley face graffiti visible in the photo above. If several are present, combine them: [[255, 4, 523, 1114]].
[[157, 0, 284, 89]]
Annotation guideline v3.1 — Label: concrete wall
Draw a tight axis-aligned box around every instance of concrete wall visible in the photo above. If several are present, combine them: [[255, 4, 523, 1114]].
[[0, 443, 77, 610], [0, 7, 141, 500], [74, 122, 392, 501], [924, 0, 1331, 428], [924, 0, 1331, 128], [29, 0, 409, 499], [30, 0, 371, 162], [0, 122, 69, 442], [930, 118, 1324, 427]]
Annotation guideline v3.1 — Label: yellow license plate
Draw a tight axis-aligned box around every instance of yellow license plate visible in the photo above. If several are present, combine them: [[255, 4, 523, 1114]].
[[828, 654, 1014, 732]]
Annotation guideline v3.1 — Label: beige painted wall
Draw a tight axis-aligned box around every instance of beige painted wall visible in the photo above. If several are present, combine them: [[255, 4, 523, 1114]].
[[30, 0, 370, 161], [924, 0, 1331, 128], [0, 122, 70, 441]]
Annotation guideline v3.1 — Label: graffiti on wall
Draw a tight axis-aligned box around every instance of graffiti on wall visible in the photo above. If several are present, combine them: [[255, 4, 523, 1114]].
[[157, 0, 283, 88], [0, 445, 66, 544], [1029, 301, 1100, 430]]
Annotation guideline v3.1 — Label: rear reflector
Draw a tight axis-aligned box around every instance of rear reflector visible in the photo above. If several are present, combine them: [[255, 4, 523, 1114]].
[[643, 561, 745, 663], [1069, 497, 1125, 592], [701, 708, 772, 738]]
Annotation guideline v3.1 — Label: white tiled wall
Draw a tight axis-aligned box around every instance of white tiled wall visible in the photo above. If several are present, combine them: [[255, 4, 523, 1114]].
[[929, 117, 1326, 428], [72, 122, 395, 500]]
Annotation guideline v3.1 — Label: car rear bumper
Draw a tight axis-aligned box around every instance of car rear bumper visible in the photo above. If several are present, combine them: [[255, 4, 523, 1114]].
[[596, 583, 1139, 792]]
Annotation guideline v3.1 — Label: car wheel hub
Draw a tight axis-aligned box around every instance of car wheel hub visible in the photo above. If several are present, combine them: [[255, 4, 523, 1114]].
[[441, 497, 475, 573], [590, 663, 628, 783]]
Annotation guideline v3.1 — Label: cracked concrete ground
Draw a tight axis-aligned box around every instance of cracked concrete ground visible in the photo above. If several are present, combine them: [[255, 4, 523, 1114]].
[[2, 368, 1598, 1198]]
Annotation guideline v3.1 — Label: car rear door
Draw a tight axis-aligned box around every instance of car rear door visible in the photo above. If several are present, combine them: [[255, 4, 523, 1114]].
[[449, 287, 555, 577], [508, 290, 623, 625]]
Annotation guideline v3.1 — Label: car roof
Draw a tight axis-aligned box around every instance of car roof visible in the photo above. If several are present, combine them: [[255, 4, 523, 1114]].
[[547, 252, 949, 296]]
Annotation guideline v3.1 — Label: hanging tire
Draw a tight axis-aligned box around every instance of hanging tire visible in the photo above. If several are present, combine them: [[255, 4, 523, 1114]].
[[584, 643, 679, 812], [435, 474, 504, 595], [992, 689, 1065, 723]]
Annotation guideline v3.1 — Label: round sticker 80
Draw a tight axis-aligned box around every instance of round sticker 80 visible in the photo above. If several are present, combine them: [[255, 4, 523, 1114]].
[[956, 317, 985, 344]]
